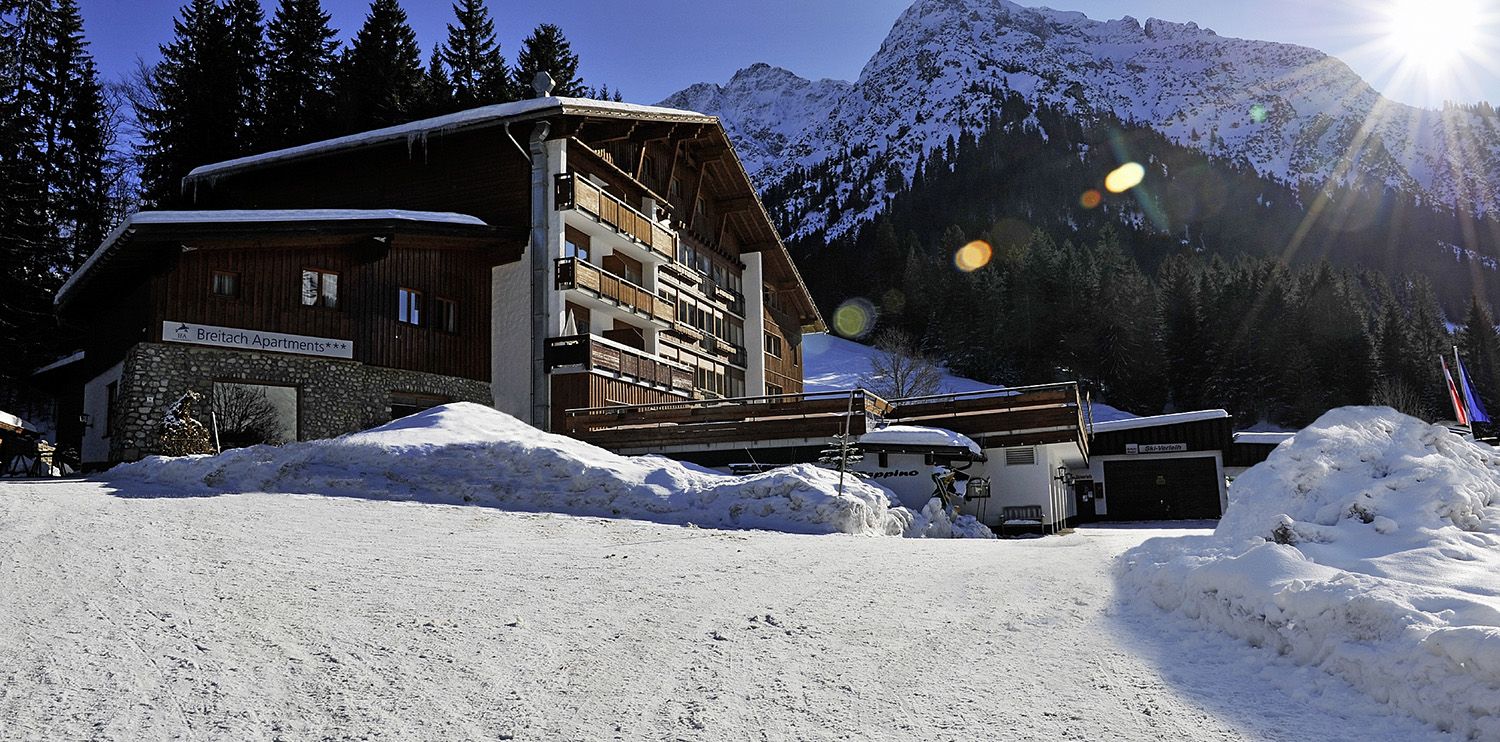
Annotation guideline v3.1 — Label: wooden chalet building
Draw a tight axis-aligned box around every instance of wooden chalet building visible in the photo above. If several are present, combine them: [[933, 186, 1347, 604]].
[[48, 92, 822, 467]]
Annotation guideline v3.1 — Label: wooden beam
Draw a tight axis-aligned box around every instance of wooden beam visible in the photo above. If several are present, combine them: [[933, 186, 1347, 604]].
[[718, 195, 759, 213]]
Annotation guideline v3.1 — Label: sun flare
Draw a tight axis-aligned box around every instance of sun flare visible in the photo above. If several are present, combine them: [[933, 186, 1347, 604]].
[[1385, 0, 1482, 73]]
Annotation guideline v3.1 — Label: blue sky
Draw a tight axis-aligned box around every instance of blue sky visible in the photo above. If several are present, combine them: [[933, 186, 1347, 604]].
[[76, 0, 1500, 109]]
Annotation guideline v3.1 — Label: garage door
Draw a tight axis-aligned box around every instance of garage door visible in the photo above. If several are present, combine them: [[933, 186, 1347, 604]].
[[1102, 457, 1221, 520]]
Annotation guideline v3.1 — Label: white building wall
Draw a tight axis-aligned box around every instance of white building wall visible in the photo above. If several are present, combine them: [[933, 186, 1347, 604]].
[[969, 442, 1080, 528], [743, 252, 767, 395], [80, 361, 123, 465]]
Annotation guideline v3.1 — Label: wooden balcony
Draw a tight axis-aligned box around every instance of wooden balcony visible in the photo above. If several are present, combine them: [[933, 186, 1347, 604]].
[[555, 257, 674, 325], [555, 173, 676, 259], [543, 334, 693, 394], [563, 389, 894, 450]]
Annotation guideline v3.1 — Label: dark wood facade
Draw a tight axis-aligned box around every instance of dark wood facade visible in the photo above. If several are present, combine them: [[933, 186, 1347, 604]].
[[59, 221, 517, 384]]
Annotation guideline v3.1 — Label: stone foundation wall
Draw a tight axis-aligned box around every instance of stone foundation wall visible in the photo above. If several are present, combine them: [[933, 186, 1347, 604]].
[[110, 342, 492, 461]]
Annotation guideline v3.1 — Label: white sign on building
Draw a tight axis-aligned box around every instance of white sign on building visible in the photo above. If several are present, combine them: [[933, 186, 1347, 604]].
[[162, 321, 354, 359]]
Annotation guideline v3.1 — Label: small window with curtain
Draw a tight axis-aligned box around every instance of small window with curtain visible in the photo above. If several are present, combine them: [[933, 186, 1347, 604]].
[[398, 288, 422, 325], [211, 271, 239, 298], [435, 297, 458, 333], [301, 269, 338, 308]]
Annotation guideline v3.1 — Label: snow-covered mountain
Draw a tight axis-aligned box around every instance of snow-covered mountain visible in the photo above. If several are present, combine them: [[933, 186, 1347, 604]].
[[662, 0, 1500, 239]]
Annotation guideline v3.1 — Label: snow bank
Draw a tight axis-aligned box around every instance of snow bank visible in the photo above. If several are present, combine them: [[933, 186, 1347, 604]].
[[104, 403, 985, 539], [1120, 407, 1500, 738], [860, 425, 983, 456]]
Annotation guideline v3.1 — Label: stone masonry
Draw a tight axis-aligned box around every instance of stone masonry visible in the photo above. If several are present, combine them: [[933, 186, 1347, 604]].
[[109, 342, 493, 461]]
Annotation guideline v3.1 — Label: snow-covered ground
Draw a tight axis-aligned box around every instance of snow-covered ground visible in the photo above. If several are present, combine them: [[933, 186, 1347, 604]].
[[0, 482, 1448, 740], [1122, 407, 1500, 739], [802, 331, 1139, 422]]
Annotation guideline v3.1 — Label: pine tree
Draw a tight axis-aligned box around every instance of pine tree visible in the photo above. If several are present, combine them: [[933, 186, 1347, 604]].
[[515, 23, 583, 97], [439, 0, 510, 108], [138, 0, 239, 206], [222, 0, 266, 150], [335, 0, 425, 132], [263, 0, 340, 148], [0, 0, 114, 385], [419, 46, 453, 116]]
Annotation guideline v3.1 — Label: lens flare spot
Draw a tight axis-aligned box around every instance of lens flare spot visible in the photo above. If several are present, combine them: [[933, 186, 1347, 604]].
[[1105, 162, 1146, 194], [1249, 104, 1268, 124], [954, 240, 993, 273], [1080, 189, 1103, 209], [832, 298, 877, 339]]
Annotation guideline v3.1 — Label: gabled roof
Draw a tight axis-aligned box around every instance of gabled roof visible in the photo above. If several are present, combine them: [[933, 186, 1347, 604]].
[[56, 209, 507, 308], [186, 97, 718, 182]]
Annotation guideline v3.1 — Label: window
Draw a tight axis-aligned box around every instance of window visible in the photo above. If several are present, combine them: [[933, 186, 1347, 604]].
[[564, 226, 591, 262], [766, 383, 784, 397], [301, 269, 338, 308], [211, 271, 239, 298], [643, 155, 656, 180], [398, 288, 422, 325], [670, 177, 682, 199], [435, 297, 459, 333], [390, 392, 449, 421], [766, 333, 783, 359]]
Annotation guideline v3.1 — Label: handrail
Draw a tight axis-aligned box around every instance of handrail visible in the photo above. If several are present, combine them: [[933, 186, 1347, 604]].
[[890, 381, 1082, 405]]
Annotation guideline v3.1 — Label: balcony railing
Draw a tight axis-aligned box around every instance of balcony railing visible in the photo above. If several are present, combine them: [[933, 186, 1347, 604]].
[[543, 334, 693, 394], [555, 173, 676, 259], [555, 257, 674, 325]]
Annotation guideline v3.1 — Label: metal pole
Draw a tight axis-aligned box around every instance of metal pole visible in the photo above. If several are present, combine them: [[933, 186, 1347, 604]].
[[837, 389, 855, 496]]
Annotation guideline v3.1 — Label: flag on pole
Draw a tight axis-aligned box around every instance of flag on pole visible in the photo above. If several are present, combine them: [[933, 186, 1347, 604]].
[[1457, 353, 1491, 424], [1443, 356, 1470, 426]]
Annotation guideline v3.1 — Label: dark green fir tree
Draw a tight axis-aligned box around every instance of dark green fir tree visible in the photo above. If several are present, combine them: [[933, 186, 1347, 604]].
[[335, 0, 425, 131], [515, 23, 583, 97], [439, 0, 510, 108], [263, 0, 340, 148]]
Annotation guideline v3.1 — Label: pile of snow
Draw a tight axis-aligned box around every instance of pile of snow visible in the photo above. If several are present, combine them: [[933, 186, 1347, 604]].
[[1120, 407, 1500, 738], [860, 425, 983, 456], [104, 403, 987, 539], [802, 332, 1138, 422]]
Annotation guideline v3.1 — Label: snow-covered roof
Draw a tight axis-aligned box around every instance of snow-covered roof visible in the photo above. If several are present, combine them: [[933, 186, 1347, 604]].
[[0, 410, 39, 434], [1233, 431, 1296, 446], [1090, 409, 1230, 434], [129, 209, 489, 227], [861, 425, 984, 457], [56, 209, 494, 307], [32, 350, 85, 376], [186, 97, 716, 181]]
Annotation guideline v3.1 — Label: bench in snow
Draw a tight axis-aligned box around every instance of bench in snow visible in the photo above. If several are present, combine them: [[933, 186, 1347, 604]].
[[999, 505, 1045, 536]]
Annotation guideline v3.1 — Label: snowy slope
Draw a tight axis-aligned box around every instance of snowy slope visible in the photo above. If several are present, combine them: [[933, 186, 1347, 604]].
[[1121, 407, 1500, 738], [0, 482, 1450, 739], [803, 331, 1138, 422], [104, 402, 992, 538], [663, 0, 1500, 239]]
